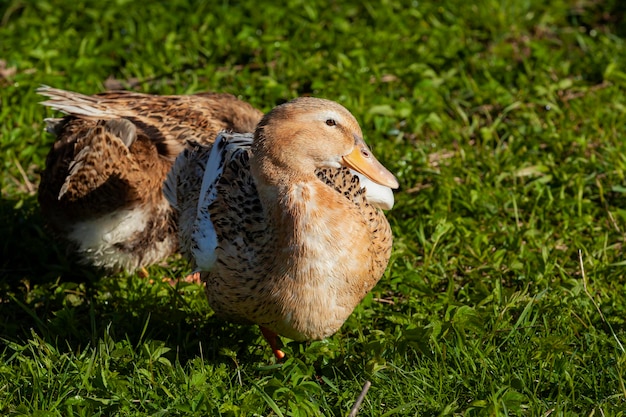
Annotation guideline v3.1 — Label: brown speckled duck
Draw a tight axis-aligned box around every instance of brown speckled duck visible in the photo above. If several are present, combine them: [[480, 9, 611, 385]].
[[164, 97, 398, 359], [37, 86, 263, 273]]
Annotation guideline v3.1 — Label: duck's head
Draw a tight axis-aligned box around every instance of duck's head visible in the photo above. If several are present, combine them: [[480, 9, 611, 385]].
[[253, 97, 399, 190]]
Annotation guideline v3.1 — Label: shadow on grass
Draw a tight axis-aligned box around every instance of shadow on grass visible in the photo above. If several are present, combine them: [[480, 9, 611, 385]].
[[0, 194, 96, 284], [570, 0, 626, 38], [0, 195, 266, 364]]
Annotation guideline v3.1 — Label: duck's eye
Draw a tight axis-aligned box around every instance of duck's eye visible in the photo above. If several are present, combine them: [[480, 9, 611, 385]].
[[325, 119, 336, 126]]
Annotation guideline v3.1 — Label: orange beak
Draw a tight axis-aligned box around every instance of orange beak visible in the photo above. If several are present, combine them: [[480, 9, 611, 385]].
[[342, 137, 399, 189]]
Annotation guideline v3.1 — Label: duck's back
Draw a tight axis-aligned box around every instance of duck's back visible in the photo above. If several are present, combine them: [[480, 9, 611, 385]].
[[39, 87, 262, 157]]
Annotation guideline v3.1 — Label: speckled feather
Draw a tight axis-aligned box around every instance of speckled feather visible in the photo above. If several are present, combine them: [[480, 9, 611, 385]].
[[38, 86, 263, 272]]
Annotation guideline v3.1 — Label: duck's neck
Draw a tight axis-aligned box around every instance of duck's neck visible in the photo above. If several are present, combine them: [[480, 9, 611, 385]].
[[251, 155, 341, 247], [250, 152, 319, 201]]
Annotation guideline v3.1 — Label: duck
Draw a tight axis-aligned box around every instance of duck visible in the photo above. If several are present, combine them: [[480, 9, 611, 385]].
[[37, 86, 263, 273], [163, 97, 399, 359]]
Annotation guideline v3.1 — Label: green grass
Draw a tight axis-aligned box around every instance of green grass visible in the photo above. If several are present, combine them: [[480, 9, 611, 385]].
[[1, 0, 626, 415]]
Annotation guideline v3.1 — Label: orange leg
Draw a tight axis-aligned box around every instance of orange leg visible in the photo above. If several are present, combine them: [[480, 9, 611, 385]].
[[137, 267, 150, 279], [183, 271, 202, 284], [162, 271, 202, 287], [260, 326, 286, 360]]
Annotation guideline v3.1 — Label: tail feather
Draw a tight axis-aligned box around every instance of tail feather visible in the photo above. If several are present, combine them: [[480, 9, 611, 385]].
[[37, 85, 116, 119]]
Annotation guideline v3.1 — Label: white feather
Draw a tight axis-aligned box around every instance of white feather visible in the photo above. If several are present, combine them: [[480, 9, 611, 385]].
[[190, 135, 228, 270], [67, 203, 173, 271], [351, 171, 395, 210]]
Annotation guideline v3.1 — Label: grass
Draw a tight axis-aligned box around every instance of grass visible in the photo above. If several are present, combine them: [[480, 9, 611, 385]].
[[1, 0, 626, 415]]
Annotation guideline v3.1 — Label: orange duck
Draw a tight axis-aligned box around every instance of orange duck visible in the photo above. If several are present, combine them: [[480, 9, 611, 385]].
[[164, 97, 398, 358]]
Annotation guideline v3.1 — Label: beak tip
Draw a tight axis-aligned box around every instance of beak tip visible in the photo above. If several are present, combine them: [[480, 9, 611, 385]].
[[383, 173, 399, 189]]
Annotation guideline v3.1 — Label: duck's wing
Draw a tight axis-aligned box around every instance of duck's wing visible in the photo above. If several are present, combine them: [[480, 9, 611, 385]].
[[58, 119, 138, 201], [164, 132, 255, 270], [38, 117, 144, 206]]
